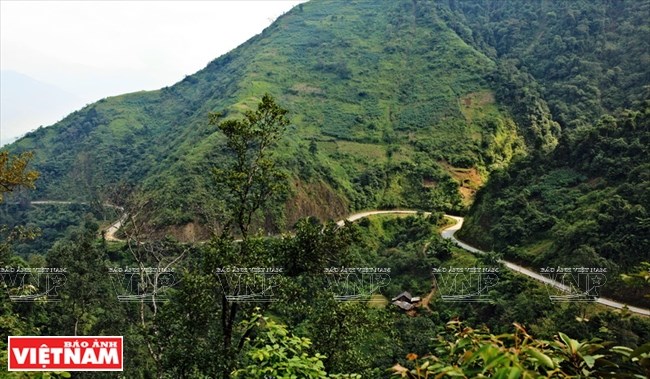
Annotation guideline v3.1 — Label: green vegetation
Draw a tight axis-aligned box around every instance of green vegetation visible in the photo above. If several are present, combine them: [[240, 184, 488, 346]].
[[0, 202, 114, 257], [6, 0, 530, 230], [4, 98, 648, 377], [2, 207, 649, 377], [2, 0, 650, 377], [391, 321, 650, 378], [0, 152, 70, 379], [460, 108, 650, 307], [234, 312, 361, 379], [437, 0, 650, 129], [208, 93, 291, 238], [0, 151, 39, 203], [1, 151, 40, 263]]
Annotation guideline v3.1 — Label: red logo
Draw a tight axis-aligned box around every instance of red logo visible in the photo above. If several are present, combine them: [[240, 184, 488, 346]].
[[7, 336, 123, 371]]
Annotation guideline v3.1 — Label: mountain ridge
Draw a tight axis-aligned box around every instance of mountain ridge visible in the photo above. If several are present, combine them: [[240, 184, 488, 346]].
[[6, 0, 524, 237]]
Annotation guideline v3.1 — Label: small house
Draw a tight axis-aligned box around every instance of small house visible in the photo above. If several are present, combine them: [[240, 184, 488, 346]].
[[392, 291, 414, 303], [391, 291, 421, 311], [392, 300, 414, 311]]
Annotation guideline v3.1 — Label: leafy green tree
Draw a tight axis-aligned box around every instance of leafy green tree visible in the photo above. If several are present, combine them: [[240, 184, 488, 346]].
[[391, 320, 650, 378], [620, 262, 650, 300], [158, 265, 223, 378], [234, 313, 329, 378], [209, 93, 290, 241], [45, 220, 114, 336], [205, 94, 291, 378], [281, 217, 360, 276], [117, 201, 191, 379], [234, 312, 361, 379], [309, 139, 318, 155], [426, 238, 454, 261], [0, 152, 71, 379]]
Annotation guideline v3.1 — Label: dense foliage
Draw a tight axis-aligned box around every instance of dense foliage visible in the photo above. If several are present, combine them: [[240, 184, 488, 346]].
[[460, 108, 650, 306], [391, 321, 650, 378], [437, 0, 650, 129], [0, 203, 114, 257], [3, 209, 649, 378]]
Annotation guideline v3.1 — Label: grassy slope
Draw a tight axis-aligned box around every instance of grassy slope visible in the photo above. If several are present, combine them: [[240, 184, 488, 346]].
[[7, 0, 522, 234]]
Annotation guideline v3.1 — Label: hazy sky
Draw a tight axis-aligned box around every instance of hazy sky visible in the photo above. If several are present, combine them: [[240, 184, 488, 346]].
[[0, 0, 305, 144]]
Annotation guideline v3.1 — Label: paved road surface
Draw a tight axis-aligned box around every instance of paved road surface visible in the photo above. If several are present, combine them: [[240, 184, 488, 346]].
[[441, 215, 650, 317]]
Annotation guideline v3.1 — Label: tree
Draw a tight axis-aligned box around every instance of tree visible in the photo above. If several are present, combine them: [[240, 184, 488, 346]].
[[620, 262, 650, 300], [234, 312, 361, 379], [426, 238, 454, 261], [282, 217, 359, 276], [0, 151, 39, 203], [45, 220, 114, 336], [234, 313, 329, 378], [0, 151, 40, 264], [0, 152, 71, 379], [391, 320, 650, 378], [117, 194, 191, 379], [207, 94, 290, 378], [309, 139, 318, 155], [209, 93, 290, 241]]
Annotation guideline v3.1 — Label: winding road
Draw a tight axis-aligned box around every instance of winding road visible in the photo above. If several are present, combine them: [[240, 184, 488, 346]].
[[104, 212, 127, 242], [339, 210, 650, 317], [27, 203, 650, 316]]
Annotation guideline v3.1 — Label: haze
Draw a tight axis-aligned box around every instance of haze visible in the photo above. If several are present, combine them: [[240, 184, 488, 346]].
[[0, 0, 305, 146]]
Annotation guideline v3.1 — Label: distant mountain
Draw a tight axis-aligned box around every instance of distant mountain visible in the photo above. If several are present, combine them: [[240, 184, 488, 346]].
[[0, 70, 83, 146], [5, 0, 648, 241]]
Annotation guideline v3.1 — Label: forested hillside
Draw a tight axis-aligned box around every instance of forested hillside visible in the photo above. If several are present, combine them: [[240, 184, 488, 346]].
[[437, 0, 650, 128], [459, 107, 650, 307], [7, 0, 648, 239], [442, 0, 650, 308]]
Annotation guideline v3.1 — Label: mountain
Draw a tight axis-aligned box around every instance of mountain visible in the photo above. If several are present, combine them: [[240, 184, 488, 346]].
[[2, 1, 650, 376], [4, 0, 648, 239], [0, 70, 83, 146], [6, 0, 524, 235], [443, 0, 650, 307]]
